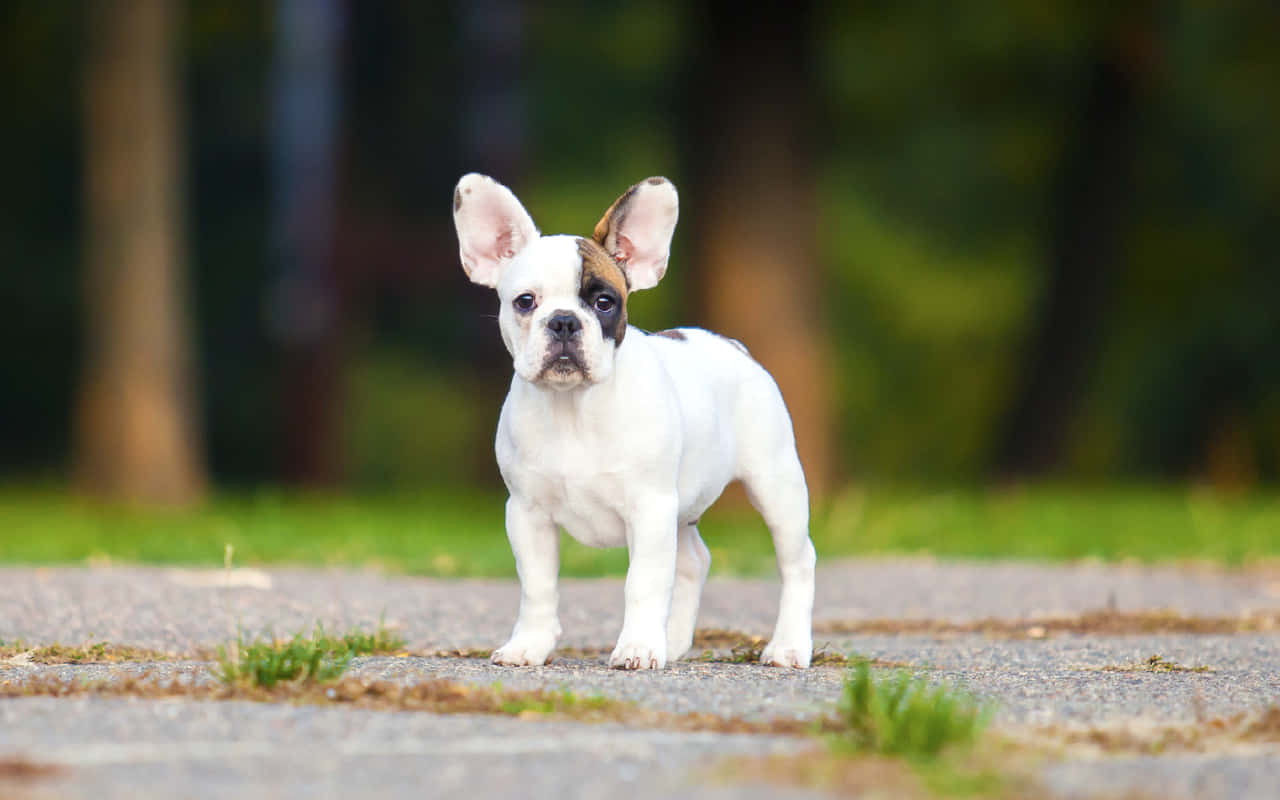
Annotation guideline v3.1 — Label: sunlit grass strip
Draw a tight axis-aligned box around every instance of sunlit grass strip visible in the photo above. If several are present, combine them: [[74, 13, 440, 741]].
[[4, 486, 1279, 576]]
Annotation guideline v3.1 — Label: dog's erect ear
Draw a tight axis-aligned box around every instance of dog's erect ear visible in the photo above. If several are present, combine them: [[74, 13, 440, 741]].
[[453, 173, 539, 288], [593, 177, 678, 291]]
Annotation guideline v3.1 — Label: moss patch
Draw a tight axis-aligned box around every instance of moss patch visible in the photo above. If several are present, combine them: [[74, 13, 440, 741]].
[[424, 631, 911, 669], [0, 671, 842, 736], [0, 757, 64, 781], [715, 747, 1040, 800], [428, 647, 495, 659], [690, 628, 915, 668], [1026, 705, 1280, 756], [814, 609, 1280, 639], [0, 640, 175, 664], [1091, 654, 1214, 673]]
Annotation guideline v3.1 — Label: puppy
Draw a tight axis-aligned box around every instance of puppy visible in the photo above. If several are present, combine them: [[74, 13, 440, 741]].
[[453, 174, 816, 669]]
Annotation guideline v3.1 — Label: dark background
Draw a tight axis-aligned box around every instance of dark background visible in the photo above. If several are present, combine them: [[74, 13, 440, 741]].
[[2, 0, 1277, 506]]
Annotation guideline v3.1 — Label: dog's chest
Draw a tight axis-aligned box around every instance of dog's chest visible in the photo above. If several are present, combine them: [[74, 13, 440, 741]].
[[500, 429, 631, 549]]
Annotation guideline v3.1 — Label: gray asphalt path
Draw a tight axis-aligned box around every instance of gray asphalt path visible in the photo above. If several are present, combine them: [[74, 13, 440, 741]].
[[2, 559, 1278, 651], [2, 560, 1278, 799], [0, 697, 820, 800]]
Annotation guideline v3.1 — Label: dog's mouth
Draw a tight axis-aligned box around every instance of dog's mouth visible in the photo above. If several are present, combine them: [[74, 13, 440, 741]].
[[538, 341, 588, 382]]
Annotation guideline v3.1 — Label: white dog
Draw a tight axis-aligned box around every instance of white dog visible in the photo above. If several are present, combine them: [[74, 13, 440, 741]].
[[453, 174, 816, 669]]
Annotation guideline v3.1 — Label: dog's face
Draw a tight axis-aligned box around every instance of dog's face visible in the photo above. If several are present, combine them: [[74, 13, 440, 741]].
[[453, 175, 679, 389], [489, 235, 629, 388]]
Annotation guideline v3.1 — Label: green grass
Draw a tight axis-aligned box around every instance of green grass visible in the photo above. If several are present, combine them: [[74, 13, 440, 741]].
[[727, 664, 1008, 798], [325, 623, 407, 658], [0, 484, 1277, 576], [836, 660, 989, 759], [217, 623, 405, 688], [496, 687, 617, 716]]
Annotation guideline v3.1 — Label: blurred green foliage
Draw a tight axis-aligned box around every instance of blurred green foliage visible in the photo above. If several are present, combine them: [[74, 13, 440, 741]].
[[344, 353, 496, 488], [1, 0, 1276, 487]]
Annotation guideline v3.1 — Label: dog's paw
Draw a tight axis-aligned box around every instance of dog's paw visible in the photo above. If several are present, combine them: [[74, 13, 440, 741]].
[[609, 638, 667, 670], [491, 635, 555, 667], [760, 639, 812, 669]]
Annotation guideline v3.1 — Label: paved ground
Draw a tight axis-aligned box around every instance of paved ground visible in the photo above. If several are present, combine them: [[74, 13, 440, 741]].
[[5, 559, 1279, 651], [2, 560, 1278, 798]]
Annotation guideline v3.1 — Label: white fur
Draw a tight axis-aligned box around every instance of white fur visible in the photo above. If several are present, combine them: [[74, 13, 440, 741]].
[[454, 174, 539, 288], [453, 174, 816, 669]]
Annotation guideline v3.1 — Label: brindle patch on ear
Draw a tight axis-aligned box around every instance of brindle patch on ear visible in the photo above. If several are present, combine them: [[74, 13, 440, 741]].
[[718, 334, 750, 356], [576, 237, 629, 345], [652, 329, 687, 341], [593, 185, 639, 255], [453, 187, 463, 211]]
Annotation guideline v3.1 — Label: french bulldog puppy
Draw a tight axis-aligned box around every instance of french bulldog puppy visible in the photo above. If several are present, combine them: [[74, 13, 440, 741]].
[[453, 174, 816, 669]]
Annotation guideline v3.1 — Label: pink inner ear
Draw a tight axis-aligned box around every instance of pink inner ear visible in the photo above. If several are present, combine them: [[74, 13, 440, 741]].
[[496, 229, 515, 260], [613, 233, 636, 264]]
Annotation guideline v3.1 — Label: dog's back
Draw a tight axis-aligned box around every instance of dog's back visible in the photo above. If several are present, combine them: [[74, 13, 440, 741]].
[[631, 326, 801, 521]]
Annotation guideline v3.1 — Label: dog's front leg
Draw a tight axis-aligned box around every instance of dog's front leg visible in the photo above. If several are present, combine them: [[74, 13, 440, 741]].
[[610, 498, 678, 670], [492, 497, 560, 666]]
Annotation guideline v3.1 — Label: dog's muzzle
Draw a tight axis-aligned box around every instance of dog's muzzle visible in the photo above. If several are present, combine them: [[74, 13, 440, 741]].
[[539, 312, 587, 378], [543, 339, 585, 375]]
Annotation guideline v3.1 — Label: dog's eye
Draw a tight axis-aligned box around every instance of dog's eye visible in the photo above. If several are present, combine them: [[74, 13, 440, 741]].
[[513, 293, 536, 312], [594, 295, 616, 313]]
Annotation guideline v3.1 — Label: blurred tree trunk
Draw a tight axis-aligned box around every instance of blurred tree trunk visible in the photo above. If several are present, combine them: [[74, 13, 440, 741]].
[[994, 17, 1154, 479], [271, 0, 343, 486], [455, 0, 527, 368], [684, 0, 833, 498], [75, 0, 205, 505]]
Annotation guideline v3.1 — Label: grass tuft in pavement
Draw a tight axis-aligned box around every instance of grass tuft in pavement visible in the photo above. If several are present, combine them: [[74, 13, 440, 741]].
[[217, 622, 406, 688], [720, 664, 1018, 798], [836, 660, 989, 759]]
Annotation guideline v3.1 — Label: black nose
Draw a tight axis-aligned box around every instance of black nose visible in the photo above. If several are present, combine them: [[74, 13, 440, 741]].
[[547, 312, 582, 341]]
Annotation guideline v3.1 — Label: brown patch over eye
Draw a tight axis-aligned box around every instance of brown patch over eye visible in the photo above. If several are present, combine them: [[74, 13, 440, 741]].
[[576, 237, 629, 345]]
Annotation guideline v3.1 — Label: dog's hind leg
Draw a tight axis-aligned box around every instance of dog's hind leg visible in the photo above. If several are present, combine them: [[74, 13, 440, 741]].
[[666, 522, 711, 661], [741, 451, 815, 668]]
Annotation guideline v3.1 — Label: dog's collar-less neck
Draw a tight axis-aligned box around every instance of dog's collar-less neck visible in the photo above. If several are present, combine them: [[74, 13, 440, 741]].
[[517, 374, 619, 423]]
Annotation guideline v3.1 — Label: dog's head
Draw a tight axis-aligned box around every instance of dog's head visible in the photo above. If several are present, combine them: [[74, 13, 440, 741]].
[[453, 175, 678, 389]]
